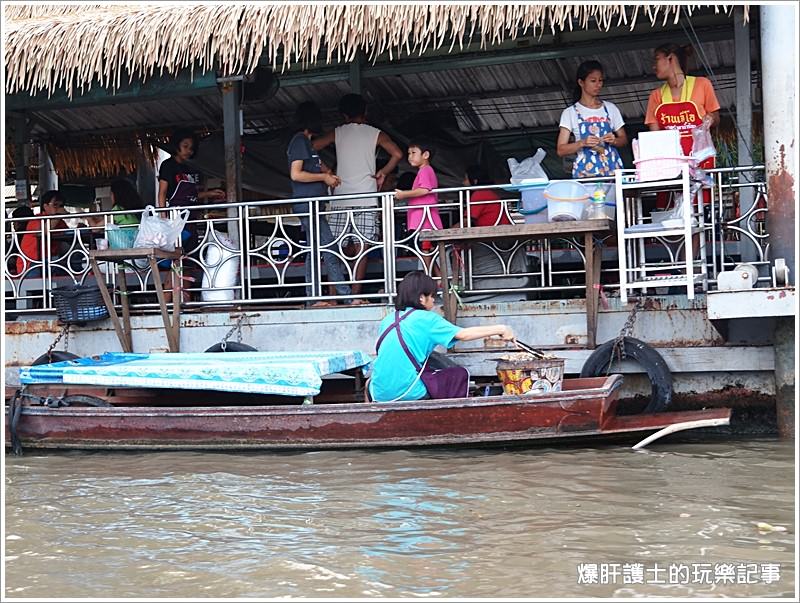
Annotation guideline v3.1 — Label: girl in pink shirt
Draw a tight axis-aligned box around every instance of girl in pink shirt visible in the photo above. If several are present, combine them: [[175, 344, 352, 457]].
[[395, 142, 443, 276]]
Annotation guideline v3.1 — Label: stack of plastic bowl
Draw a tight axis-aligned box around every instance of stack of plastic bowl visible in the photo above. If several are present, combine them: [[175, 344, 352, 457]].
[[543, 180, 589, 221]]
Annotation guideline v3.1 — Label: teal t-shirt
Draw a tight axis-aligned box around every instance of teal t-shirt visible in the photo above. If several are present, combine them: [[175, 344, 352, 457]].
[[370, 308, 462, 402]]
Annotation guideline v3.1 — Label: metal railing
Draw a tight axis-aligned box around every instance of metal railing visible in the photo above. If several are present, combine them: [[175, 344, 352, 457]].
[[4, 165, 768, 316]]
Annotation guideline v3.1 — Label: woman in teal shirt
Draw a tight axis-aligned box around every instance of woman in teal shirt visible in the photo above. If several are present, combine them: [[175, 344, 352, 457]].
[[369, 271, 516, 402]]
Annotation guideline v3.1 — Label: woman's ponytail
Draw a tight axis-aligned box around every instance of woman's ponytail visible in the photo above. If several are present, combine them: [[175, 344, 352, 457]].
[[654, 43, 691, 73]]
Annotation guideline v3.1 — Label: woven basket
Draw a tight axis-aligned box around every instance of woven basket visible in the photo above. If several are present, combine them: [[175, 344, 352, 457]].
[[52, 285, 109, 324]]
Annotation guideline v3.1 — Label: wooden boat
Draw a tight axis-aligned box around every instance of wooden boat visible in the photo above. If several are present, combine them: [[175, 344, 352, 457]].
[[5, 375, 730, 452]]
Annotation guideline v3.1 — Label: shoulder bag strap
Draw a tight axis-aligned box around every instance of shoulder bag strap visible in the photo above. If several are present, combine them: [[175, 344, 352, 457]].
[[375, 309, 416, 353], [392, 313, 423, 372]]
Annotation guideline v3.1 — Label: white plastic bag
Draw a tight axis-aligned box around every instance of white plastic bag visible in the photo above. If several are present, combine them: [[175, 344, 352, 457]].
[[507, 148, 548, 184], [133, 205, 189, 251], [691, 120, 716, 163], [201, 230, 240, 302]]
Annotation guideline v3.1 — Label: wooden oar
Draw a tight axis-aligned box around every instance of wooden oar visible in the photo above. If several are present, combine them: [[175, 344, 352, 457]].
[[515, 340, 548, 359]]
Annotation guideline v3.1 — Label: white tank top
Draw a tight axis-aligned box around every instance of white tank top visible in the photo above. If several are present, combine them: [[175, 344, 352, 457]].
[[333, 122, 380, 207]]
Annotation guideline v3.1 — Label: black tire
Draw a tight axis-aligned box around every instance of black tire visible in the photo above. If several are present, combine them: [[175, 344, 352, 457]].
[[580, 337, 672, 413], [204, 342, 258, 353], [32, 351, 80, 365]]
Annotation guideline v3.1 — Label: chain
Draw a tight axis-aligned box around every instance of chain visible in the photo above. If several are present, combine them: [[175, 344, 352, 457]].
[[45, 324, 71, 359], [606, 298, 642, 374], [219, 313, 249, 351]]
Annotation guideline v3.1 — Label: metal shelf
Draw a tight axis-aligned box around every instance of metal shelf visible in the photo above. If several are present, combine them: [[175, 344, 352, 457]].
[[622, 225, 703, 239], [615, 165, 708, 304]]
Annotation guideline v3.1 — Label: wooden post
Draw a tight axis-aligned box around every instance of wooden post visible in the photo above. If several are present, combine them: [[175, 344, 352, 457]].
[[13, 113, 31, 207], [221, 80, 242, 246]]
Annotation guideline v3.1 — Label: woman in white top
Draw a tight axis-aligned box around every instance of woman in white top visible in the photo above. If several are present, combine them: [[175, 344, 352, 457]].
[[556, 60, 628, 178]]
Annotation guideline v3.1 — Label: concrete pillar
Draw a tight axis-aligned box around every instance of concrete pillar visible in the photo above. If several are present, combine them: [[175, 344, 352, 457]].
[[761, 4, 797, 440], [773, 317, 795, 438], [38, 144, 58, 194], [760, 5, 797, 283], [735, 7, 757, 263], [221, 80, 242, 245]]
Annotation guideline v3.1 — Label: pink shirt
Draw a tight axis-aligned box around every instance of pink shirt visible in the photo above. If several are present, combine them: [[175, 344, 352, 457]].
[[406, 164, 443, 231]]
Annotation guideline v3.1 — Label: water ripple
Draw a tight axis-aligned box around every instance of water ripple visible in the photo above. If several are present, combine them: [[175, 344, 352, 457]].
[[5, 441, 794, 597]]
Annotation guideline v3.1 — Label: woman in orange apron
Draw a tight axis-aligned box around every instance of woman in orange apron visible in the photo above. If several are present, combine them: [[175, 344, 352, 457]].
[[645, 43, 720, 208]]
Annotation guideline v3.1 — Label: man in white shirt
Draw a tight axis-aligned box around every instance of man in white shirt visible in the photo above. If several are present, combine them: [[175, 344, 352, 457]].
[[313, 94, 403, 302]]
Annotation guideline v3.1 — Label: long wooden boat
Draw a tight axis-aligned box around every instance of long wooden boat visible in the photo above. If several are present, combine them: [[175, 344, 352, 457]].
[[5, 375, 731, 452]]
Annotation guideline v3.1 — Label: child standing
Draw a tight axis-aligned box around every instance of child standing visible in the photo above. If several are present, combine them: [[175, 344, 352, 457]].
[[395, 141, 443, 276]]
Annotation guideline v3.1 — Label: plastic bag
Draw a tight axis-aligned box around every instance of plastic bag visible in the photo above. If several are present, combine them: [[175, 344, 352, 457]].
[[691, 119, 716, 163], [133, 205, 189, 251], [661, 190, 698, 228], [201, 230, 240, 302], [507, 148, 548, 184]]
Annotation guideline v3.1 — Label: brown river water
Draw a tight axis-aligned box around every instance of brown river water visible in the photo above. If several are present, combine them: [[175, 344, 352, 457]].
[[3, 439, 795, 598]]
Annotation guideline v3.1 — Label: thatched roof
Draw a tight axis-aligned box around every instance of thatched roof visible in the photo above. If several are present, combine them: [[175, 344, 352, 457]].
[[4, 3, 748, 98]]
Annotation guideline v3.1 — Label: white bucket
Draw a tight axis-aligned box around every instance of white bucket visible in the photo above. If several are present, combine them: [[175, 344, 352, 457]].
[[544, 181, 589, 221]]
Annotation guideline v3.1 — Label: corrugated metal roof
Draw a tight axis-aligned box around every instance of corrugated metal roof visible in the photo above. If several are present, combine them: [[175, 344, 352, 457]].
[[247, 39, 748, 135], [29, 90, 221, 138], [24, 35, 750, 140]]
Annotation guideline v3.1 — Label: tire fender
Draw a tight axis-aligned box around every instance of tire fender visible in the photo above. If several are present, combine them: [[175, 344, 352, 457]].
[[32, 351, 80, 365], [580, 337, 673, 413], [204, 342, 258, 353]]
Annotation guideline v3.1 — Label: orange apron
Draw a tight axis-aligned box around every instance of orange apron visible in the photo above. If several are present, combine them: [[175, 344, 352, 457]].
[[653, 77, 714, 209], [653, 76, 715, 169]]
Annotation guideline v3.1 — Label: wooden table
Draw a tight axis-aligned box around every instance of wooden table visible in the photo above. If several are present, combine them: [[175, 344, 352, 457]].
[[89, 248, 183, 353], [420, 220, 611, 349]]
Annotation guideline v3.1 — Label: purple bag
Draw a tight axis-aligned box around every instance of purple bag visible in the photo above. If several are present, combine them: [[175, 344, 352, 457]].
[[418, 365, 470, 400], [376, 310, 470, 400]]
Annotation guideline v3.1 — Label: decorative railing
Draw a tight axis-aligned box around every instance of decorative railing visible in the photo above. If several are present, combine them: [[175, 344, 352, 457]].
[[4, 165, 767, 316]]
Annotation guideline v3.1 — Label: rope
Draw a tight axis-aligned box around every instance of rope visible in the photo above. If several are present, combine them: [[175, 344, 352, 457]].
[[9, 390, 23, 455], [8, 389, 113, 456], [15, 390, 111, 408], [449, 283, 465, 309]]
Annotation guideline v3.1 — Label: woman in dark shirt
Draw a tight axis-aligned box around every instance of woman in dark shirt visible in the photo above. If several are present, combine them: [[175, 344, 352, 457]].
[[157, 130, 225, 209], [157, 129, 224, 301]]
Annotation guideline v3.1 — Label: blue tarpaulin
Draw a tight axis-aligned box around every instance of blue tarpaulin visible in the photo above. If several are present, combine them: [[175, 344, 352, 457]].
[[20, 351, 373, 397]]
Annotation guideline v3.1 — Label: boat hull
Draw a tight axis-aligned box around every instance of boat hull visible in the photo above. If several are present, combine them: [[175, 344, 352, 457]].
[[5, 376, 730, 451]]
